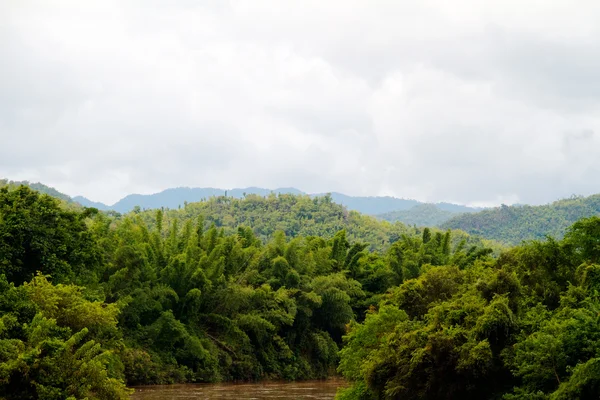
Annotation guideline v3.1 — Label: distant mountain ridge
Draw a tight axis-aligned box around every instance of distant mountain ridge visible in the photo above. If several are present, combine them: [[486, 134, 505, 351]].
[[1, 179, 476, 225], [74, 187, 306, 213], [72, 186, 479, 219], [377, 203, 484, 226], [8, 178, 600, 245], [378, 204, 457, 227]]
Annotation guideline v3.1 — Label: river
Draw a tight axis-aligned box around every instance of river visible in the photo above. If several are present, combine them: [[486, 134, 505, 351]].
[[130, 379, 345, 399]]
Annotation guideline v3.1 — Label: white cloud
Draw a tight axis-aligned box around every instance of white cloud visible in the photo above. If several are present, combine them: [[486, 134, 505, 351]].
[[2, 0, 600, 206]]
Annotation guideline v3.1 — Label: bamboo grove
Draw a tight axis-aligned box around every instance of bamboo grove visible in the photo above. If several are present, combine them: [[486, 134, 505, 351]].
[[1, 186, 600, 399]]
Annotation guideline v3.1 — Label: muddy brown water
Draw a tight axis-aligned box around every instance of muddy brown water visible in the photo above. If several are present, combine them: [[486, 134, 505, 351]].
[[130, 379, 346, 399]]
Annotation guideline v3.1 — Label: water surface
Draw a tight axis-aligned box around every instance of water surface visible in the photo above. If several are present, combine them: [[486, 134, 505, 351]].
[[131, 379, 345, 399]]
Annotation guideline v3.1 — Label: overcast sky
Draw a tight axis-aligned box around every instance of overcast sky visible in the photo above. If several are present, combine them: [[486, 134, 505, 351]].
[[2, 1, 600, 206]]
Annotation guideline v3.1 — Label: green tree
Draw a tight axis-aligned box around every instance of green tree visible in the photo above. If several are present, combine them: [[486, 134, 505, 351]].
[[0, 186, 101, 284]]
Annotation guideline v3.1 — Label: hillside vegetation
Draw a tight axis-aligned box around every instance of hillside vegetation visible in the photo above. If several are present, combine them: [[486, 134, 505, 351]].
[[378, 203, 457, 227], [443, 194, 600, 244], [2, 184, 600, 399], [132, 194, 491, 253], [0, 186, 491, 399], [338, 216, 600, 399], [139, 194, 410, 251], [73, 185, 471, 216], [0, 179, 76, 206]]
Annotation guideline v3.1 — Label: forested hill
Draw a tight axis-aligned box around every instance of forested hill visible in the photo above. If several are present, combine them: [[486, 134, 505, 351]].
[[377, 203, 466, 227], [442, 194, 600, 244], [0, 185, 495, 399], [0, 179, 78, 208], [3, 185, 600, 398], [0, 180, 488, 250], [74, 187, 304, 213], [11, 178, 600, 247], [135, 193, 481, 252], [73, 186, 477, 216]]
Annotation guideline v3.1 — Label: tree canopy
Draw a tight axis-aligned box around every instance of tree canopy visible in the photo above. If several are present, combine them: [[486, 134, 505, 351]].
[[1, 185, 600, 399], [338, 216, 600, 399], [443, 194, 600, 245]]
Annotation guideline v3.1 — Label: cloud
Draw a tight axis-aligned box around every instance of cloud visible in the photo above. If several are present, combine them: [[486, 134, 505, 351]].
[[2, 0, 600, 206]]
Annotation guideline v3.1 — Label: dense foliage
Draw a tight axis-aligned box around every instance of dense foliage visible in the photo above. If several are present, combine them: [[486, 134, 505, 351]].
[[338, 216, 600, 399], [0, 179, 79, 210], [134, 194, 491, 254], [443, 194, 600, 244], [73, 185, 483, 217], [73, 187, 424, 215], [0, 274, 131, 399], [135, 193, 415, 252], [3, 185, 600, 399], [0, 186, 493, 399]]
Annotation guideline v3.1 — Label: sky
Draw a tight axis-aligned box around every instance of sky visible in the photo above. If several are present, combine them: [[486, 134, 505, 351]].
[[2, 1, 600, 207]]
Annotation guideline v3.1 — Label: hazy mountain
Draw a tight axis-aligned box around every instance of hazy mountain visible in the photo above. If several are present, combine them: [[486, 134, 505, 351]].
[[378, 204, 453, 226], [72, 196, 111, 210], [72, 187, 455, 215], [323, 192, 421, 214], [0, 180, 473, 217], [436, 202, 483, 213], [10, 179, 600, 247], [74, 187, 306, 214], [377, 203, 482, 227]]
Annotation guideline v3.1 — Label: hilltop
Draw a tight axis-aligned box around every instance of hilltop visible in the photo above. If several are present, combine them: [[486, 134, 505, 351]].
[[3, 185, 600, 399], [0, 179, 79, 209], [73, 186, 474, 218], [2, 179, 489, 252], [134, 193, 480, 252], [9, 178, 600, 247]]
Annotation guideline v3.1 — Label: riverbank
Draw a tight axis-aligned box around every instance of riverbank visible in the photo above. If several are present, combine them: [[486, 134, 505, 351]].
[[130, 378, 346, 399]]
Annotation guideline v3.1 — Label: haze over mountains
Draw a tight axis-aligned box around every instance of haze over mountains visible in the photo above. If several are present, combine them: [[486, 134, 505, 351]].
[[66, 186, 600, 244], [73, 186, 483, 217], [5, 179, 600, 245]]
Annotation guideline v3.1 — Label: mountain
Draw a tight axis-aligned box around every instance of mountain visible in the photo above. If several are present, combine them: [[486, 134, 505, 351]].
[[436, 202, 483, 213], [18, 179, 600, 246], [135, 192, 486, 252], [377, 203, 482, 227], [75, 187, 305, 213], [71, 187, 448, 215], [442, 194, 600, 244], [323, 192, 421, 214], [72, 196, 111, 210], [0, 184, 496, 394], [378, 204, 454, 226], [0, 179, 481, 220], [21, 179, 600, 246]]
